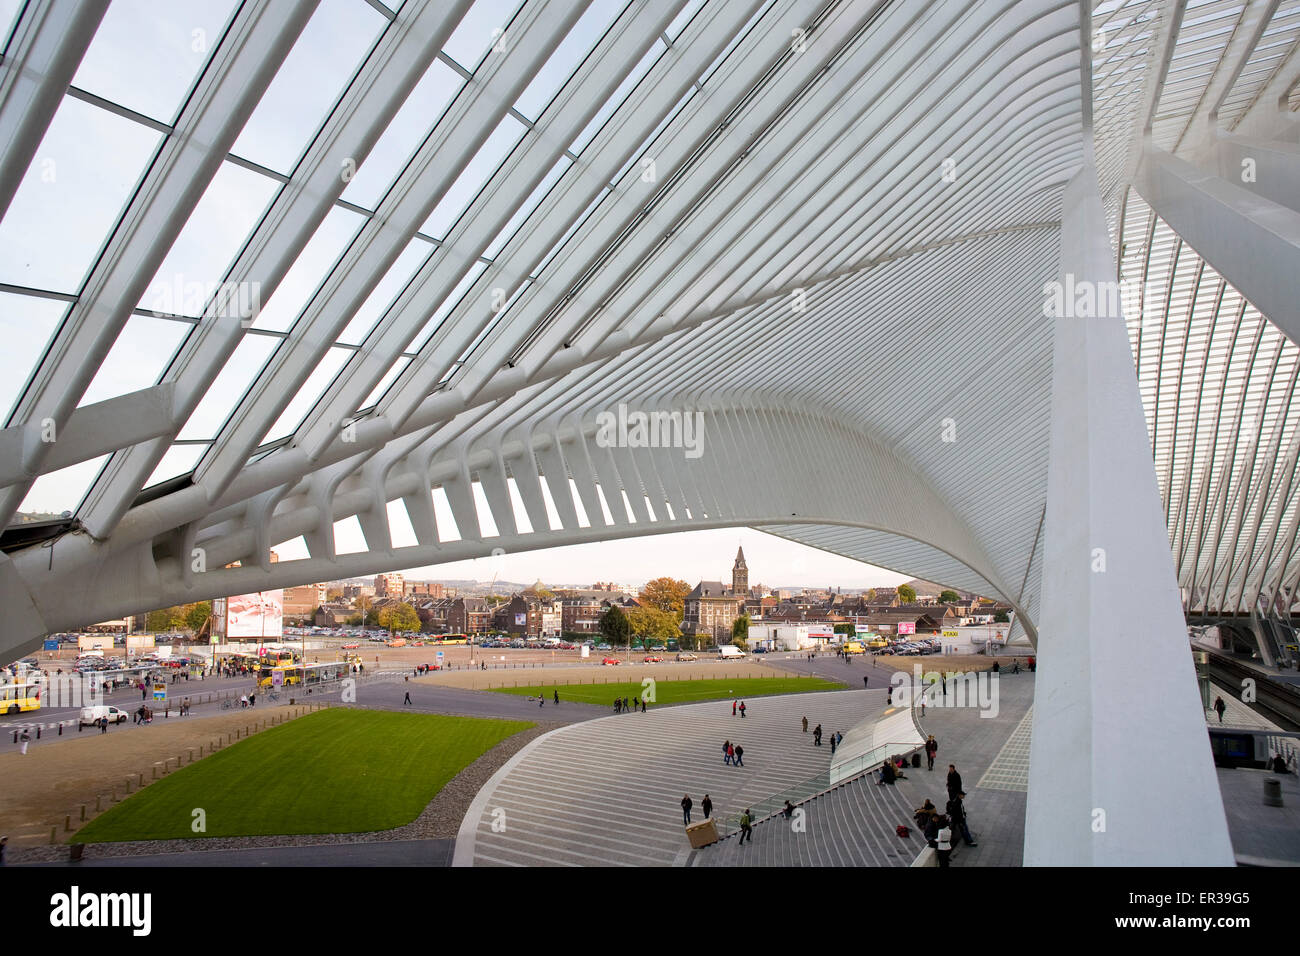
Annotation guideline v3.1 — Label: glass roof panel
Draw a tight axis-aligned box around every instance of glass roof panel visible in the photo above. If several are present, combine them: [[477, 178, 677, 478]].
[[441, 0, 526, 73], [512, 0, 627, 122], [339, 58, 463, 210], [0, 293, 67, 425], [71, 0, 239, 125], [140, 161, 281, 317], [78, 315, 189, 408], [248, 205, 369, 332], [0, 0, 25, 52], [419, 114, 527, 240], [17, 454, 110, 519], [142, 443, 208, 489], [358, 355, 411, 410], [176, 333, 280, 441], [0, 97, 162, 294], [229, 0, 387, 174], [336, 238, 433, 344], [259, 344, 353, 445], [567, 38, 666, 155]]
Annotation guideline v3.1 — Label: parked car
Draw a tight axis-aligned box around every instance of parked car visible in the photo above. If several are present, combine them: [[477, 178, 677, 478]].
[[642, 655, 663, 663], [676, 653, 698, 661], [342, 642, 360, 649], [601, 657, 622, 666]]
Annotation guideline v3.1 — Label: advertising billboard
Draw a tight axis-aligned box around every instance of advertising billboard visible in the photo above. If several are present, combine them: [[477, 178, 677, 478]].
[[897, 621, 916, 635], [78, 635, 112, 651], [127, 635, 155, 652], [225, 590, 284, 638]]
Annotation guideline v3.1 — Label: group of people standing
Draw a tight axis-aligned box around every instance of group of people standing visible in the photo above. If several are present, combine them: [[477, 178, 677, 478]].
[[911, 764, 978, 866], [614, 696, 645, 713]]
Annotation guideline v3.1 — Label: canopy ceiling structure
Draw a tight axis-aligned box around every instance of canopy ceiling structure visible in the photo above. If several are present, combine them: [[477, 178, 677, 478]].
[[0, 0, 1296, 659]]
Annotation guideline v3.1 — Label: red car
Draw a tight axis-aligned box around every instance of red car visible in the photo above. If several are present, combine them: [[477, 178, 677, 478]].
[[418, 663, 441, 673], [601, 657, 621, 665], [342, 642, 360, 649], [643, 655, 663, 663]]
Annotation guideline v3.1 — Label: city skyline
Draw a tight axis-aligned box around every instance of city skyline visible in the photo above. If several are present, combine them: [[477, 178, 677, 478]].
[[286, 526, 914, 593]]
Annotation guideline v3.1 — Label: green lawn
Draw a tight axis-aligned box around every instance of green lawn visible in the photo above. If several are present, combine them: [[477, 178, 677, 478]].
[[74, 709, 532, 843], [491, 676, 845, 707]]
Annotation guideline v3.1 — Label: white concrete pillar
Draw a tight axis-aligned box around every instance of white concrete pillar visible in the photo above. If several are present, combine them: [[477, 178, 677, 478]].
[[1024, 161, 1235, 865]]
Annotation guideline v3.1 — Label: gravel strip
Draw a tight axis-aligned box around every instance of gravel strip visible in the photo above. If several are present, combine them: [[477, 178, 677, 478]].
[[9, 720, 558, 865]]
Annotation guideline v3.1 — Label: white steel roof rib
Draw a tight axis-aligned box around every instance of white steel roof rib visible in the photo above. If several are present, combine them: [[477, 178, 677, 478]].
[[0, 0, 1298, 659]]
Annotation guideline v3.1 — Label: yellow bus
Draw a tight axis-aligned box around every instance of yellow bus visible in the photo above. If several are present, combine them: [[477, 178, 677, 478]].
[[258, 661, 351, 689], [1, 680, 42, 714], [430, 633, 470, 645]]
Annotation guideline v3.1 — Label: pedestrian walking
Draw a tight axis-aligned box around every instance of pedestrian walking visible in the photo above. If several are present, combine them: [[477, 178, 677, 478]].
[[640, 698, 647, 712], [1213, 696, 1226, 723], [947, 764, 963, 800], [701, 794, 712, 819], [925, 734, 938, 770], [553, 690, 559, 705], [738, 808, 753, 845], [862, 675, 868, 688], [739, 701, 746, 718], [622, 696, 629, 712], [830, 734, 837, 755], [681, 794, 693, 826], [801, 715, 808, 733], [403, 691, 412, 705], [732, 700, 737, 717], [538, 694, 544, 707], [18, 729, 30, 755], [724, 739, 733, 765], [615, 698, 621, 714], [733, 743, 744, 766], [783, 800, 795, 819], [813, 724, 822, 746], [99, 716, 107, 734]]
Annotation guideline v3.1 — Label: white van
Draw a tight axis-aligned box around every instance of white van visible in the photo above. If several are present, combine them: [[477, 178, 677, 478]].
[[718, 644, 747, 658], [79, 705, 129, 727]]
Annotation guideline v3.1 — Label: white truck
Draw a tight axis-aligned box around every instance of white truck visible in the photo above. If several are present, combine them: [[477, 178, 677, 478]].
[[79, 705, 129, 727], [718, 644, 747, 658]]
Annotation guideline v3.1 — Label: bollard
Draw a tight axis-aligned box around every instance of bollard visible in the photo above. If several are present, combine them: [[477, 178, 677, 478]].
[[36, 726, 41, 739], [126, 777, 133, 793], [58, 723, 62, 736], [1264, 778, 1285, 807], [80, 805, 86, 821], [50, 826, 56, 844], [95, 795, 101, 812], [153, 766, 158, 779], [64, 815, 71, 832], [138, 773, 144, 788], [10, 731, 14, 743], [188, 749, 194, 763]]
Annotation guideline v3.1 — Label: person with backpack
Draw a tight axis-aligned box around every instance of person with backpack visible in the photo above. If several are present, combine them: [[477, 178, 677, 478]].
[[733, 743, 744, 767], [738, 809, 754, 845]]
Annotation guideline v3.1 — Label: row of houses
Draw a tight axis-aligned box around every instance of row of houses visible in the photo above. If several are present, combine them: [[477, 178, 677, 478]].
[[313, 588, 643, 638]]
